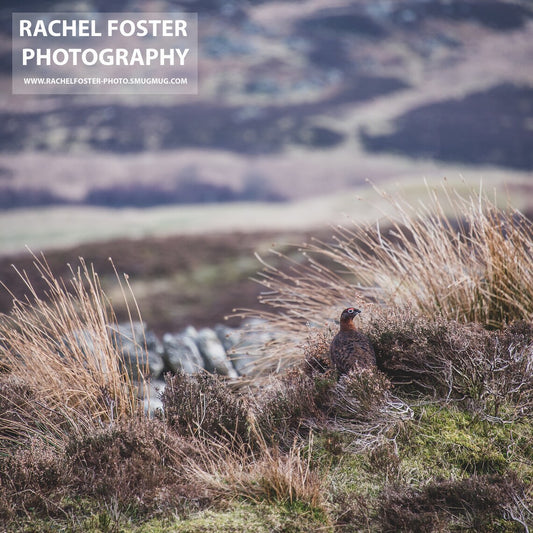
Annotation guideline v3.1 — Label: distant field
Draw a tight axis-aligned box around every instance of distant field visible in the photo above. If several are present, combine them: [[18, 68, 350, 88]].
[[0, 193, 358, 255], [1, 175, 532, 256], [1, 0, 532, 212]]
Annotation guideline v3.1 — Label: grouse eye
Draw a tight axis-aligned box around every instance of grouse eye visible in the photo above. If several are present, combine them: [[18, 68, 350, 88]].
[[347, 308, 354, 314]]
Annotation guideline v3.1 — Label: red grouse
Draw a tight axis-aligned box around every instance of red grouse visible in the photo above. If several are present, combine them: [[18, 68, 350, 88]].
[[329, 307, 376, 374]]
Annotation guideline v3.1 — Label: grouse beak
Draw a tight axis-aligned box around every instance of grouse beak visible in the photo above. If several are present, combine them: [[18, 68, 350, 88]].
[[354, 308, 362, 315]]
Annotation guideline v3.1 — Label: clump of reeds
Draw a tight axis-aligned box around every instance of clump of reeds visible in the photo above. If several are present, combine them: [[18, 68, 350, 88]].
[[0, 253, 148, 446], [324, 182, 533, 328], [243, 181, 533, 373]]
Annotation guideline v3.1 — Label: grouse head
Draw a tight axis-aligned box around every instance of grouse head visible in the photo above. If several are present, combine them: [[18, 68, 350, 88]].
[[339, 307, 361, 330]]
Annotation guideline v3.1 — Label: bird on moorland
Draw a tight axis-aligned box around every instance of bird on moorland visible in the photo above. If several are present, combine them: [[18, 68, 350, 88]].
[[329, 307, 376, 375]]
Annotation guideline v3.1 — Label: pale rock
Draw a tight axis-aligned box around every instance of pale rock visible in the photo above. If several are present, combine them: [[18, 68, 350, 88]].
[[196, 327, 238, 377], [162, 332, 204, 374]]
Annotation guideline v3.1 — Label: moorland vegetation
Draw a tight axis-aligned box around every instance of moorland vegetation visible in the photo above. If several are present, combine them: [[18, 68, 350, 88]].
[[0, 183, 532, 532]]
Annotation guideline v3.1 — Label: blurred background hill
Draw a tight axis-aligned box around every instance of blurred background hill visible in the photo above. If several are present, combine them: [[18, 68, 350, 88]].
[[0, 0, 532, 330]]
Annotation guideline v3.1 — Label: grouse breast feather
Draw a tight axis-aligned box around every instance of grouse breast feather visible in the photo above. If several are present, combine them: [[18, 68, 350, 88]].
[[329, 329, 376, 374]]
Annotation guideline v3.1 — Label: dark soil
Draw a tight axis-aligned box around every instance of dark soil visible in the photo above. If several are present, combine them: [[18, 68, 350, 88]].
[[0, 230, 323, 334]]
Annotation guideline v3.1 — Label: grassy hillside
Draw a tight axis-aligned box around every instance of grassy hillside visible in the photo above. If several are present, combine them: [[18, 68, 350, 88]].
[[2, 177, 532, 334], [0, 184, 532, 531], [3, 174, 533, 257], [1, 0, 532, 209]]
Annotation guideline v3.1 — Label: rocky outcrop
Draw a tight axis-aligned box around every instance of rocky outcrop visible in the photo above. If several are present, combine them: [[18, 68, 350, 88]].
[[105, 319, 273, 415], [109, 320, 268, 381]]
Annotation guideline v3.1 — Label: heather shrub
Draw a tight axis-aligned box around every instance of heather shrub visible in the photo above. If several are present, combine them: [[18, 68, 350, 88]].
[[65, 417, 203, 514], [162, 371, 249, 443], [0, 417, 211, 524], [0, 438, 65, 521], [252, 362, 400, 453], [329, 368, 391, 423], [381, 474, 525, 532], [368, 439, 401, 479], [326, 368, 412, 452], [368, 308, 533, 419], [0, 377, 65, 448], [301, 327, 334, 376], [329, 490, 373, 532], [252, 368, 336, 447]]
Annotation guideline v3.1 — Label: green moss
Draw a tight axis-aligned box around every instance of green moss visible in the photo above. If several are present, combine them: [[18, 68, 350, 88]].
[[397, 404, 533, 483], [6, 500, 330, 533], [309, 433, 390, 529], [147, 503, 326, 532]]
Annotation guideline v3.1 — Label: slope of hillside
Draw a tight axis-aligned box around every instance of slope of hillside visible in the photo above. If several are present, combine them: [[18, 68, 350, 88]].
[[1, 176, 532, 533], [0, 0, 532, 211]]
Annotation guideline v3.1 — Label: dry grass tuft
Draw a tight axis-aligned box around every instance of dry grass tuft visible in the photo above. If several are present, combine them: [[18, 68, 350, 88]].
[[0, 253, 148, 445], [0, 377, 85, 451], [184, 431, 325, 513], [321, 182, 533, 328], [241, 182, 533, 374], [249, 436, 324, 510]]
